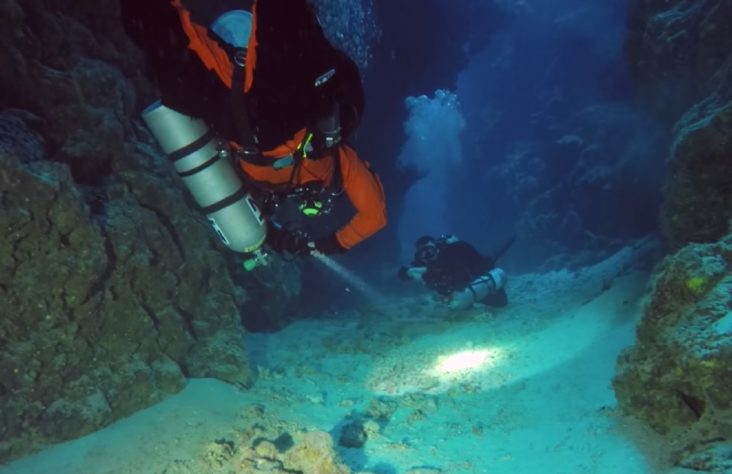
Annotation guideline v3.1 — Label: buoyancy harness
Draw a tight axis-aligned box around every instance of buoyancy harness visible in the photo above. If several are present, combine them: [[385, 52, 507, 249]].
[[222, 41, 346, 218], [246, 140, 345, 218], [207, 4, 359, 219]]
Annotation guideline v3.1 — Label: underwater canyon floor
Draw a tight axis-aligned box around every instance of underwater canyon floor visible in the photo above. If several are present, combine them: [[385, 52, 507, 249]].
[[1, 244, 670, 474]]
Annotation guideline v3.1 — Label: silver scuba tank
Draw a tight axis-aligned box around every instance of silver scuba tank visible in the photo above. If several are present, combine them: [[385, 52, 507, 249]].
[[469, 268, 507, 302], [142, 101, 266, 254], [449, 268, 507, 310]]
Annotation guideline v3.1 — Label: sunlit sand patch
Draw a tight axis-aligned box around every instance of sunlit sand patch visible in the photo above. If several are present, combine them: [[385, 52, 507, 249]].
[[366, 283, 627, 397], [367, 343, 512, 395], [429, 347, 505, 382]]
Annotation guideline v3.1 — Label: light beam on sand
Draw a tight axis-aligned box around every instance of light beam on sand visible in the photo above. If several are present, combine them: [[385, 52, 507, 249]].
[[367, 345, 507, 395], [430, 348, 504, 378], [312, 253, 384, 302], [367, 270, 647, 396]]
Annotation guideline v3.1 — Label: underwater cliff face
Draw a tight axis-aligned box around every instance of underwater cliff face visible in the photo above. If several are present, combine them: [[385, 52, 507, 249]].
[[614, 0, 732, 469], [625, 0, 732, 249], [625, 0, 732, 126], [0, 0, 298, 462], [614, 237, 732, 471], [444, 0, 669, 272]]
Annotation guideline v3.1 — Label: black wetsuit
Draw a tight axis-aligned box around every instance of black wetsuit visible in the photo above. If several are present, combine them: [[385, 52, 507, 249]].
[[419, 241, 508, 307]]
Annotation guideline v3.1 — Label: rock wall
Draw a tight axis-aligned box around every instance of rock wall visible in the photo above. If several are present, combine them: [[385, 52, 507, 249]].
[[625, 0, 732, 126], [661, 96, 732, 250], [0, 0, 298, 462], [614, 234, 732, 470], [464, 103, 668, 271], [615, 0, 732, 468], [432, 1, 670, 273], [625, 0, 732, 249]]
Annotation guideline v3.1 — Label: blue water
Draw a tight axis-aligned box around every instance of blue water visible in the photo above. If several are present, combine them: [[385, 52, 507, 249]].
[[3, 0, 721, 472]]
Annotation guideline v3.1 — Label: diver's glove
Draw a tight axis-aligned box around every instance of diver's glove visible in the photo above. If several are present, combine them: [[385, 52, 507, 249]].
[[266, 226, 312, 256], [397, 266, 410, 281], [266, 226, 346, 256], [309, 233, 347, 255]]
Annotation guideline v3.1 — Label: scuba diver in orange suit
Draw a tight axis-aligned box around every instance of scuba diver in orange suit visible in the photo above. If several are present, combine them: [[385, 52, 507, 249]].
[[120, 0, 387, 257]]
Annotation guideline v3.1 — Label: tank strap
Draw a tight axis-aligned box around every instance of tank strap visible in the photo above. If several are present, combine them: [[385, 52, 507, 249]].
[[167, 130, 215, 163], [178, 153, 220, 178], [329, 147, 343, 193], [467, 285, 478, 301], [200, 185, 250, 214], [229, 47, 261, 157]]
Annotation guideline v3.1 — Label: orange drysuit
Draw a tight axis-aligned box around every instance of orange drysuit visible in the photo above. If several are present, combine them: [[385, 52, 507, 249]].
[[169, 0, 387, 250]]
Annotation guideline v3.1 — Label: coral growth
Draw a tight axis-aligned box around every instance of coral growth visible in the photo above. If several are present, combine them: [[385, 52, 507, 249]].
[[161, 407, 351, 474], [616, 0, 732, 465], [614, 232, 732, 465]]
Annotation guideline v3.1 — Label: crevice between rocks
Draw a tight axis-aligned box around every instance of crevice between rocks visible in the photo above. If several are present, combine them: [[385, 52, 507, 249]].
[[139, 203, 185, 260], [140, 300, 161, 337], [174, 304, 199, 342], [679, 391, 707, 420], [83, 231, 115, 306]]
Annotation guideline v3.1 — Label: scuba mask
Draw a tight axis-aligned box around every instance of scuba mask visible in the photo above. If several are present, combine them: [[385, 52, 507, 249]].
[[415, 241, 439, 264]]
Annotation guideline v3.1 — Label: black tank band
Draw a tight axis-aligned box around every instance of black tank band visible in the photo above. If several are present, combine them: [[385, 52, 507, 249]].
[[467, 285, 478, 301], [200, 186, 250, 215], [177, 153, 220, 178], [167, 130, 215, 163]]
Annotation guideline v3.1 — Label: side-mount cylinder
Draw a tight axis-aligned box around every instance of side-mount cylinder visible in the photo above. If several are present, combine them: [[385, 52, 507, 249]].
[[142, 101, 266, 253]]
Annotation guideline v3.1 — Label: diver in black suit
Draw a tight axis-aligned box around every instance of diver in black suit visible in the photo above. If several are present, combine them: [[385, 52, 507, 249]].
[[398, 234, 511, 310]]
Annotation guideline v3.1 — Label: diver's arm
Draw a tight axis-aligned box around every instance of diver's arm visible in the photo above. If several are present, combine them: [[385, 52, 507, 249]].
[[168, 0, 236, 87], [333, 145, 387, 250], [398, 266, 427, 282]]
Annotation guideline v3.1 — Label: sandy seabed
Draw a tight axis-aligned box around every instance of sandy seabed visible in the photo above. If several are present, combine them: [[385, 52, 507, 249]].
[[1, 244, 671, 474]]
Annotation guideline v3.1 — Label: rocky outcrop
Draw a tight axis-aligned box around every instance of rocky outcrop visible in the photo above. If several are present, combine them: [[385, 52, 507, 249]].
[[613, 232, 732, 470], [625, 0, 732, 125], [422, 0, 670, 273], [235, 252, 303, 332], [625, 0, 732, 249], [614, 0, 732, 467], [162, 407, 351, 474], [454, 103, 668, 271], [0, 110, 255, 462], [660, 94, 732, 250], [0, 0, 299, 462]]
